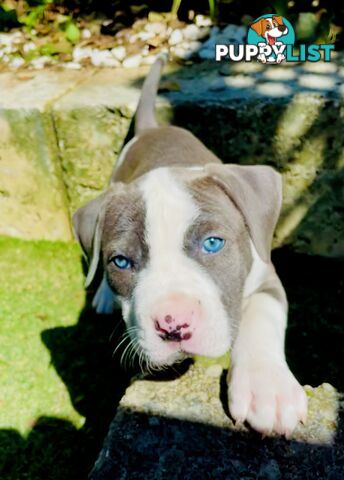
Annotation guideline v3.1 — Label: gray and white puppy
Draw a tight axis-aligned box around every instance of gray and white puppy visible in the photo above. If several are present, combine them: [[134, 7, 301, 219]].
[[73, 55, 307, 436]]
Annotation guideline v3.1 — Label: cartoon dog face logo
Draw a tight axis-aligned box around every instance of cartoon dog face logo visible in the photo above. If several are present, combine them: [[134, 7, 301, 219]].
[[250, 15, 288, 46], [247, 14, 294, 64]]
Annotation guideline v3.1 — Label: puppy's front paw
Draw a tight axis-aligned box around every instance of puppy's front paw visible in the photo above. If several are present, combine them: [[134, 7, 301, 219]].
[[228, 360, 307, 436]]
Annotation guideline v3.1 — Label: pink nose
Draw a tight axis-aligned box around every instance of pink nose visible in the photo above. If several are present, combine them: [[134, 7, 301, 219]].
[[152, 293, 201, 342]]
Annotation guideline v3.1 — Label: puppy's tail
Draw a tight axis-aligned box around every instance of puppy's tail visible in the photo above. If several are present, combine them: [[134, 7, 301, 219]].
[[135, 53, 167, 134]]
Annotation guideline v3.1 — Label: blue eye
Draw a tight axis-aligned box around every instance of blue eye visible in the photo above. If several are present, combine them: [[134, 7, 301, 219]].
[[112, 255, 132, 270], [202, 236, 225, 254]]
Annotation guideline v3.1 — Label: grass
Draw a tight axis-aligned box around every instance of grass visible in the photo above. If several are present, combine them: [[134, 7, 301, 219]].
[[0, 238, 85, 434], [0, 237, 130, 479]]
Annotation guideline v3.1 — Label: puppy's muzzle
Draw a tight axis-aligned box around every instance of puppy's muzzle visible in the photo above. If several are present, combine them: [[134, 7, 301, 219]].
[[151, 293, 201, 342], [278, 25, 287, 33]]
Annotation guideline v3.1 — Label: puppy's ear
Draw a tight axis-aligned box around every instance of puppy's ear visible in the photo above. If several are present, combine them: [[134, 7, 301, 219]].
[[205, 164, 282, 263], [273, 15, 283, 25], [72, 191, 109, 287], [250, 19, 265, 37]]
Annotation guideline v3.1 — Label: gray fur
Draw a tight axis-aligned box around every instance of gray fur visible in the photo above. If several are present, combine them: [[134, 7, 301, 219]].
[[72, 190, 110, 287], [204, 164, 282, 263], [111, 126, 220, 184], [185, 174, 252, 334], [134, 53, 167, 134], [101, 184, 148, 298]]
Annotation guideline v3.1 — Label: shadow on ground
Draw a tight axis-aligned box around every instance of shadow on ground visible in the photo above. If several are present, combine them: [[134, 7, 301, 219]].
[[0, 292, 133, 480], [89, 408, 344, 480], [0, 249, 342, 479]]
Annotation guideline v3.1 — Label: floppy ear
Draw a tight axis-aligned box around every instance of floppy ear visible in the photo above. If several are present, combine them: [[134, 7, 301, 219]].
[[250, 19, 265, 37], [72, 191, 109, 288], [204, 164, 282, 263], [273, 15, 283, 25]]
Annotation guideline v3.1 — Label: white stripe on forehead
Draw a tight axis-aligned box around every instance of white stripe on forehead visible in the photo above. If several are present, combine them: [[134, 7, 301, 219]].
[[139, 168, 198, 264]]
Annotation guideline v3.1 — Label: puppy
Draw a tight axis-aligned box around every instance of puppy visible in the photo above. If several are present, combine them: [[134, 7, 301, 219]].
[[73, 56, 307, 436], [251, 15, 289, 63]]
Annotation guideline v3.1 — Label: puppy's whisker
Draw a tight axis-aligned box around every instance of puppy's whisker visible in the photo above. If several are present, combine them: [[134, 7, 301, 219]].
[[126, 339, 137, 369], [114, 332, 130, 351], [121, 336, 141, 370], [113, 331, 132, 358], [124, 325, 141, 339], [120, 340, 133, 368], [129, 340, 141, 368], [109, 321, 125, 342], [138, 349, 145, 374]]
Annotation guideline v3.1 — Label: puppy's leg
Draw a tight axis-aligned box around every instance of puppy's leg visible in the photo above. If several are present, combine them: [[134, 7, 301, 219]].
[[92, 275, 120, 314], [228, 266, 307, 436]]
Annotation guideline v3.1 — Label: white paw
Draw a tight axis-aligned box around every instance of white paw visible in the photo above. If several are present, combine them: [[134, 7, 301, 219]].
[[228, 360, 307, 436], [92, 276, 120, 314]]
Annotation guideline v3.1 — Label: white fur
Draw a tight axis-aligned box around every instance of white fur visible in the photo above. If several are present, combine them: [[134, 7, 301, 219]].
[[243, 240, 269, 298], [230, 242, 307, 435], [124, 167, 232, 365]]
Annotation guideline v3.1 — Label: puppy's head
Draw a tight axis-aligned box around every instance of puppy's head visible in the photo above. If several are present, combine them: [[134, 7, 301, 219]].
[[73, 165, 282, 368], [251, 16, 288, 45]]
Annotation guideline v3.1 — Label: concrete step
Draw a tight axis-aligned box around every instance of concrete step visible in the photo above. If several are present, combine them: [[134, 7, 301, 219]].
[[0, 60, 343, 255], [90, 362, 340, 479]]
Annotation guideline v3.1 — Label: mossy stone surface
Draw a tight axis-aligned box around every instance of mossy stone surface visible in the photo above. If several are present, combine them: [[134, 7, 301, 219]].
[[90, 368, 341, 480], [0, 62, 343, 256], [52, 106, 131, 213], [0, 109, 72, 240], [52, 63, 344, 256]]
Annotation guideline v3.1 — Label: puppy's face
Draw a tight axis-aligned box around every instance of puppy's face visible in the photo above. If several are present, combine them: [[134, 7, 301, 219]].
[[251, 16, 288, 45], [101, 168, 251, 367], [74, 163, 281, 369]]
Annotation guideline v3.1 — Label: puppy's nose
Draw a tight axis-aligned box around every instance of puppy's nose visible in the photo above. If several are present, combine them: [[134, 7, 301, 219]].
[[152, 293, 201, 342], [154, 319, 192, 342], [278, 25, 286, 32]]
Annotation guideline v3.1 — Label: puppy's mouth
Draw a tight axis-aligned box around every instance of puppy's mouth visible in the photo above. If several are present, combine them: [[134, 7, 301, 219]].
[[267, 34, 276, 45]]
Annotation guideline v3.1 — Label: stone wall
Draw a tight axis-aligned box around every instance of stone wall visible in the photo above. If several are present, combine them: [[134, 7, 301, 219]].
[[0, 61, 343, 256]]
